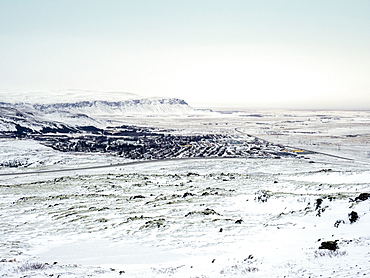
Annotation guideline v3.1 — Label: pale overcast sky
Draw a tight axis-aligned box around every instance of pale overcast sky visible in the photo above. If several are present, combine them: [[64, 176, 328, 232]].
[[0, 1, 369, 109]]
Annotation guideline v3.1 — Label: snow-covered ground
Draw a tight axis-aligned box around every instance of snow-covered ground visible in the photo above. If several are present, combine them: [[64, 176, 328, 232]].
[[1, 108, 370, 277]]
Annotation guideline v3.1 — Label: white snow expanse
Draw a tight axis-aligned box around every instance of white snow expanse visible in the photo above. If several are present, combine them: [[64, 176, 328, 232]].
[[1, 97, 370, 277]]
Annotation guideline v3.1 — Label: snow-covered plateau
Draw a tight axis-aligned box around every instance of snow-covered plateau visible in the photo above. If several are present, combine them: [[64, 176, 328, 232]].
[[0, 94, 370, 277]]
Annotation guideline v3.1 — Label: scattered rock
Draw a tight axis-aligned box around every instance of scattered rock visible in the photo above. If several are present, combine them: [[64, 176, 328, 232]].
[[140, 218, 166, 229], [319, 240, 339, 251], [185, 208, 221, 217], [125, 215, 145, 223], [327, 196, 336, 201], [96, 218, 108, 223], [348, 211, 359, 224], [319, 168, 332, 172], [254, 190, 270, 203], [334, 219, 345, 228], [244, 254, 254, 261]]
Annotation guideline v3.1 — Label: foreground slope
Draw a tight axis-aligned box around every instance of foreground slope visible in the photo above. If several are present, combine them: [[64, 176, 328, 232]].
[[0, 158, 369, 277]]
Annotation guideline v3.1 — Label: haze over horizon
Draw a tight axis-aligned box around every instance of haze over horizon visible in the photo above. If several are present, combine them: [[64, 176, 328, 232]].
[[1, 1, 369, 110]]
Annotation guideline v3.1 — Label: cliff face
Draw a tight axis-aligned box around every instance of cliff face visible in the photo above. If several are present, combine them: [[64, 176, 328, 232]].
[[33, 98, 194, 115]]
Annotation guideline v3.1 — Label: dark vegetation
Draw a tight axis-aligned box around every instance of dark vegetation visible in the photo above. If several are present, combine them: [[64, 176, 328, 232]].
[[1, 124, 289, 160]]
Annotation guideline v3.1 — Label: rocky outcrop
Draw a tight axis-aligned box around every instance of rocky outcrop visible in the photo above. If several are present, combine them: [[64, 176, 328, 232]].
[[319, 240, 339, 251]]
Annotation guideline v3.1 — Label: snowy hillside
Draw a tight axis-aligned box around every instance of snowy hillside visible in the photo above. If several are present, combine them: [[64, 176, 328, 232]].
[[0, 91, 196, 133], [0, 106, 80, 134]]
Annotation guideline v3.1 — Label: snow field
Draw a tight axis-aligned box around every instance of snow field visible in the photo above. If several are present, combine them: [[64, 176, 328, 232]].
[[1, 156, 369, 277]]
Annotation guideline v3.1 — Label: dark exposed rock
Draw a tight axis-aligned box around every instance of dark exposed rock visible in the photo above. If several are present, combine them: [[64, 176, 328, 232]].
[[319, 240, 339, 251], [183, 192, 195, 198], [348, 211, 359, 224], [315, 198, 323, 210], [354, 193, 370, 202], [235, 219, 243, 224], [129, 195, 146, 200], [314, 198, 327, 217]]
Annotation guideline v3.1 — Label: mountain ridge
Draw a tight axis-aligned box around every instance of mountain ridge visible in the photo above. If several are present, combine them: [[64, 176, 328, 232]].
[[0, 97, 196, 134], [0, 97, 193, 115]]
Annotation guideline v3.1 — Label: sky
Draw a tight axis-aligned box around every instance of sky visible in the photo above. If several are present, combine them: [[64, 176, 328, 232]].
[[0, 0, 369, 109]]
